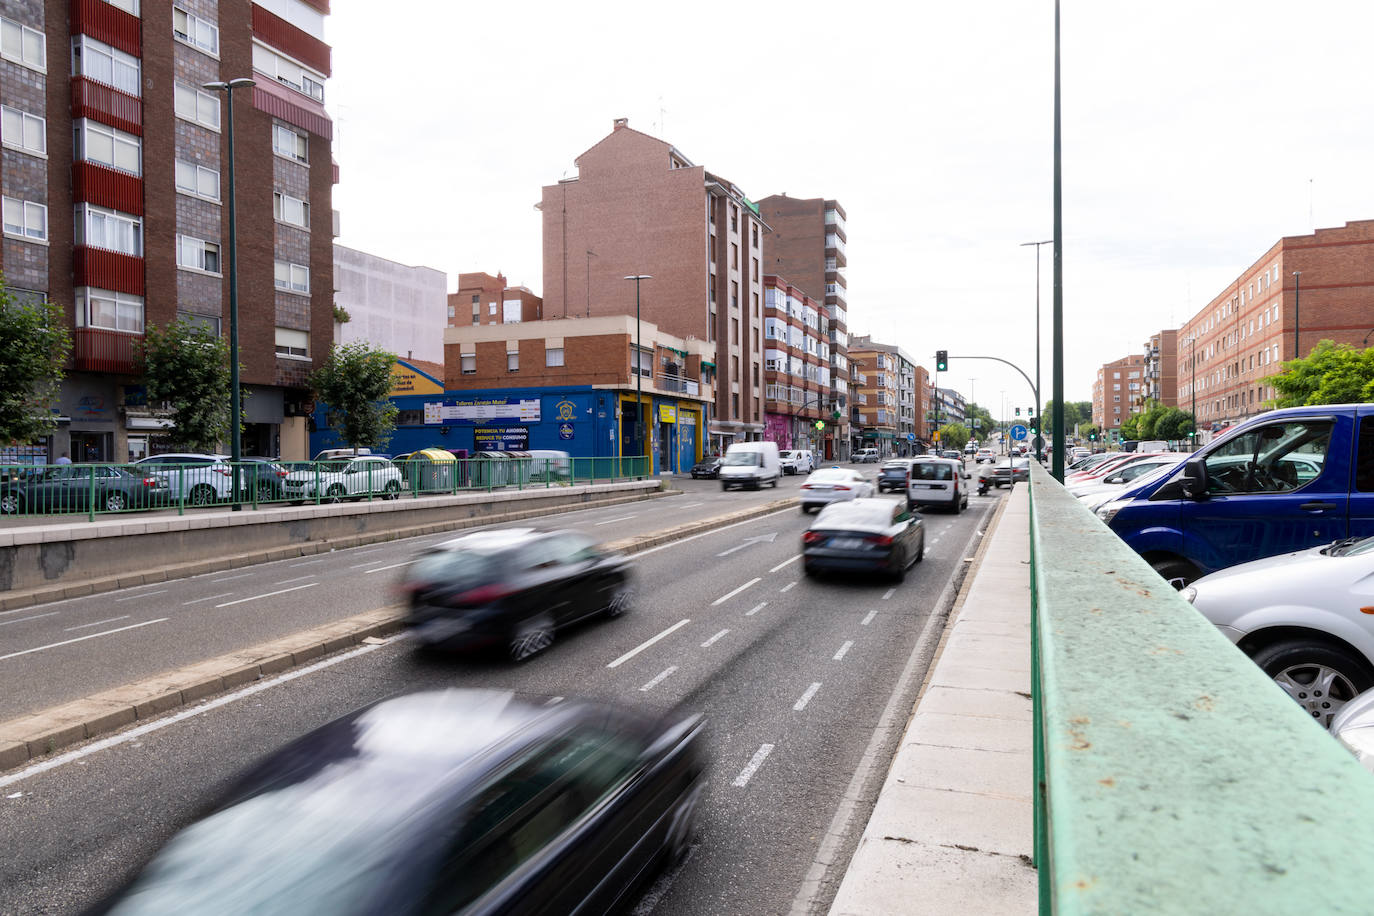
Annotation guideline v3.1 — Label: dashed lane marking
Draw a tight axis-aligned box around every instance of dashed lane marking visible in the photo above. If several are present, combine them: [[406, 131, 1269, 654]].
[[712, 578, 761, 606], [639, 666, 678, 692], [606, 619, 691, 669], [746, 603, 767, 616], [63, 615, 128, 631], [215, 583, 318, 608], [181, 592, 234, 606], [0, 618, 169, 662], [794, 682, 822, 711], [701, 629, 730, 648], [861, 610, 877, 626], [769, 554, 802, 572], [0, 612, 59, 628], [733, 744, 775, 787], [780, 581, 797, 593], [882, 588, 896, 600], [833, 640, 854, 661], [114, 590, 166, 602]]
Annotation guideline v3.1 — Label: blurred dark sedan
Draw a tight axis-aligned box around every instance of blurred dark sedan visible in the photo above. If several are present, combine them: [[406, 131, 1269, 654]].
[[689, 457, 721, 479], [91, 689, 705, 916], [400, 529, 632, 661], [877, 459, 914, 493], [802, 498, 924, 582], [991, 457, 1031, 487]]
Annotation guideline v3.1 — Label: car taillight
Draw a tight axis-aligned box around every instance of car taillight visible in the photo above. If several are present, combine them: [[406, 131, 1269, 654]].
[[802, 531, 824, 545], [834, 485, 851, 491], [276, 469, 287, 477], [452, 583, 517, 605], [800, 484, 813, 489], [213, 467, 232, 476], [141, 477, 157, 488], [865, 535, 894, 546]]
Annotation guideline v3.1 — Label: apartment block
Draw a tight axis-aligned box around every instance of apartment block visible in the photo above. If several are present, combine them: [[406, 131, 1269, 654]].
[[540, 119, 766, 454], [450, 270, 542, 327], [849, 335, 920, 456], [1092, 353, 1147, 435], [1142, 329, 1177, 409], [333, 244, 446, 363], [762, 275, 830, 451], [0, 0, 335, 462]]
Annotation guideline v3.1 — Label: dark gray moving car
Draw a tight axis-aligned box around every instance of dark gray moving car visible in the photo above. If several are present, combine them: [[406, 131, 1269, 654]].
[[802, 498, 925, 582]]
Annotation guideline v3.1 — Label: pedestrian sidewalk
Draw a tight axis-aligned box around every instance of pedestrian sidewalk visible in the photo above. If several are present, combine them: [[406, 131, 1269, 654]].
[[828, 485, 1037, 914]]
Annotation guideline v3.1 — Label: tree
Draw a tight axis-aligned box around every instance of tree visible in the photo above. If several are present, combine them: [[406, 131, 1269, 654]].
[[1267, 339, 1374, 406], [1153, 408, 1195, 441], [1041, 399, 1093, 435], [139, 318, 238, 453], [0, 283, 72, 445], [1119, 414, 1141, 440], [963, 402, 995, 438], [310, 342, 398, 452], [938, 423, 970, 451]]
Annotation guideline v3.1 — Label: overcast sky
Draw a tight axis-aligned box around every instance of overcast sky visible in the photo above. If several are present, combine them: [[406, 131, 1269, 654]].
[[325, 1, 1374, 410]]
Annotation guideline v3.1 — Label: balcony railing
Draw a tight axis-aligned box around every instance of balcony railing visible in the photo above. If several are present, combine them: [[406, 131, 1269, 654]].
[[74, 327, 141, 374], [656, 372, 700, 396]]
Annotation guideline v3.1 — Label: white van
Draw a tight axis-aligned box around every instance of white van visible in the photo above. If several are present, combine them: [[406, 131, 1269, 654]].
[[719, 441, 781, 490], [1137, 440, 1169, 453], [779, 449, 816, 475]]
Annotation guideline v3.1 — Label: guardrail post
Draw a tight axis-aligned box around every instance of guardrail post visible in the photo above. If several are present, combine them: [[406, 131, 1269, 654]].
[[87, 466, 95, 521], [177, 466, 185, 516]]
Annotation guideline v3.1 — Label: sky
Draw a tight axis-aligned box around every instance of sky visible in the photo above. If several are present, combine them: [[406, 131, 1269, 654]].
[[325, 1, 1374, 411]]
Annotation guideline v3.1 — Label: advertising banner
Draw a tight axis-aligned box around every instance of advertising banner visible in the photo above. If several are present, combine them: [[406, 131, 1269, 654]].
[[422, 397, 541, 425], [474, 426, 530, 450]]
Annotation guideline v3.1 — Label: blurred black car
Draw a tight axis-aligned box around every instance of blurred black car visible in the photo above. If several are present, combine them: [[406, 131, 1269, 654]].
[[689, 457, 721, 479], [0, 464, 165, 515], [238, 457, 290, 500], [877, 459, 914, 493], [400, 529, 632, 661], [89, 689, 705, 916], [802, 498, 925, 582]]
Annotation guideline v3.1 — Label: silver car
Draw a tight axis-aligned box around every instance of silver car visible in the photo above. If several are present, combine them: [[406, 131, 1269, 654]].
[[799, 467, 875, 513]]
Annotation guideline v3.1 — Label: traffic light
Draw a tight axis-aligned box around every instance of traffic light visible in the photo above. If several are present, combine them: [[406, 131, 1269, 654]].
[[1029, 417, 1039, 435], [1015, 407, 1021, 417], [1089, 432, 1097, 441], [935, 350, 948, 372]]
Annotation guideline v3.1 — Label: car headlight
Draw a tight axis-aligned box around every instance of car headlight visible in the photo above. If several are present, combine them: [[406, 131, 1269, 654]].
[[1337, 725, 1374, 773], [1095, 502, 1122, 525], [1181, 586, 1197, 605]]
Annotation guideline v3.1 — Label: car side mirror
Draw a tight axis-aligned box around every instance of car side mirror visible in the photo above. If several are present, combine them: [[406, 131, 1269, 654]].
[[1180, 458, 1208, 499]]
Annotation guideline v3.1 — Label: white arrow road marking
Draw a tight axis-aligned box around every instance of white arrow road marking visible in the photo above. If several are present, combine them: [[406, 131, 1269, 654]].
[[717, 532, 779, 557]]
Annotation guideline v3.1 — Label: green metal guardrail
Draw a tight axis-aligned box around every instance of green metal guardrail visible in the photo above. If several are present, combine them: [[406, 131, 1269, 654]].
[[0, 456, 652, 521], [1029, 462, 1374, 911]]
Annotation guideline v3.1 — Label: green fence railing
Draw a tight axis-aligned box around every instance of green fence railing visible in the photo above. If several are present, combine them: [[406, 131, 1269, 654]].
[[1030, 462, 1374, 911]]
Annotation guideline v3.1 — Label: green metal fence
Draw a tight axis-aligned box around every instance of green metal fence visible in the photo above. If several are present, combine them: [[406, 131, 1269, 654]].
[[0, 455, 652, 521], [1029, 462, 1374, 911]]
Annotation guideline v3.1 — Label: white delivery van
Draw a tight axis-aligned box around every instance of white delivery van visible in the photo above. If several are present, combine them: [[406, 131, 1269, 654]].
[[1137, 440, 1168, 453], [719, 441, 781, 491]]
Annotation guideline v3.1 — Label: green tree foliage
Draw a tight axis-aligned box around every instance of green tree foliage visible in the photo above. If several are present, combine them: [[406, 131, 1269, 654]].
[[1267, 340, 1374, 407], [1040, 400, 1093, 435], [963, 402, 995, 436], [1119, 413, 1141, 440], [938, 423, 970, 451], [140, 318, 237, 453], [1153, 408, 1195, 441], [0, 283, 72, 445], [310, 342, 398, 452]]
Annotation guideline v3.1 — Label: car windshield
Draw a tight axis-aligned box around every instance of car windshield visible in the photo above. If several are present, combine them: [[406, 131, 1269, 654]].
[[913, 462, 953, 481], [317, 460, 350, 473], [404, 550, 498, 587], [723, 452, 761, 467], [1334, 537, 1374, 558]]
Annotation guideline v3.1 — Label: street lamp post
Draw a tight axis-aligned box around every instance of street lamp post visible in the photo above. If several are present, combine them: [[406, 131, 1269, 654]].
[[624, 275, 652, 466], [203, 77, 255, 511], [1292, 271, 1302, 359], [1020, 239, 1052, 456]]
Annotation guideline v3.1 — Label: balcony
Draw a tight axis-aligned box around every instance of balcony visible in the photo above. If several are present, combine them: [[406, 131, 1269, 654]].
[[71, 75, 142, 135], [74, 327, 140, 374], [657, 372, 700, 396]]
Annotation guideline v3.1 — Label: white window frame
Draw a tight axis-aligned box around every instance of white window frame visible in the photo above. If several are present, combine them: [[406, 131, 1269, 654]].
[[174, 160, 220, 201], [507, 349, 519, 372], [2, 196, 47, 242], [75, 287, 143, 332], [177, 234, 222, 275], [174, 83, 221, 130], [74, 119, 142, 176], [104, 0, 140, 13], [74, 203, 142, 255], [545, 347, 564, 367], [1, 16, 46, 71], [461, 354, 476, 375], [173, 7, 219, 56], [273, 259, 309, 293], [1, 105, 45, 156], [251, 42, 325, 103], [274, 327, 309, 358], [72, 35, 140, 95], [272, 124, 307, 163], [272, 191, 309, 228]]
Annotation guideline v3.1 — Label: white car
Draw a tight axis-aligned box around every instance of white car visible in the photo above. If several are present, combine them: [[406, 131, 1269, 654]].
[[854, 448, 880, 464], [133, 453, 236, 505], [1065, 454, 1186, 499], [1184, 535, 1374, 728], [799, 467, 876, 513], [284, 456, 404, 503], [907, 457, 968, 513], [779, 450, 816, 475]]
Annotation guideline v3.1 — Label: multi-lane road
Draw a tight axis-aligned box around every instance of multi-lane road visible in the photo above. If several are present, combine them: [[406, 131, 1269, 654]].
[[0, 470, 1003, 915]]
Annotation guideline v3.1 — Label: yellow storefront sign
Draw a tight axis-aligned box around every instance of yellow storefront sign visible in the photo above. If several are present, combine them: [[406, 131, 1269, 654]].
[[389, 362, 444, 396], [659, 404, 677, 423]]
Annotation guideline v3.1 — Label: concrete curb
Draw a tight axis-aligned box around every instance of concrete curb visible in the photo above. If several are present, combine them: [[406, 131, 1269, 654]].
[[0, 494, 798, 773]]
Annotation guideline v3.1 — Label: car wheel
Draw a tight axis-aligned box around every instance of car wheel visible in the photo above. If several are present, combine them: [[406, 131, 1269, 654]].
[[1150, 558, 1201, 590], [721, 482, 729, 491], [508, 612, 555, 662], [803, 562, 819, 579], [890, 551, 907, 583], [605, 582, 633, 618], [664, 780, 704, 866], [383, 480, 401, 500], [104, 492, 127, 512], [188, 484, 216, 506], [255, 480, 274, 501], [0, 492, 21, 515], [1251, 640, 1374, 729], [324, 484, 347, 504], [951, 493, 962, 514], [915, 534, 925, 562]]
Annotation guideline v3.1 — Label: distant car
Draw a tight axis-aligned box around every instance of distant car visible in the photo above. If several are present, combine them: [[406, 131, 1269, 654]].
[[92, 689, 705, 915], [779, 449, 816, 475], [877, 459, 915, 492], [908, 457, 968, 513], [690, 457, 722, 479], [854, 447, 880, 464], [803, 498, 925, 582], [991, 457, 1031, 487], [401, 528, 632, 661], [0, 464, 165, 515], [284, 456, 404, 503], [799, 467, 876, 513], [975, 448, 996, 464], [238, 456, 290, 500], [939, 449, 965, 468]]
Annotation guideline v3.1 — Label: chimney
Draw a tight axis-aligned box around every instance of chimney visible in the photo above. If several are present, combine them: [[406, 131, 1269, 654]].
[[613, 117, 628, 130]]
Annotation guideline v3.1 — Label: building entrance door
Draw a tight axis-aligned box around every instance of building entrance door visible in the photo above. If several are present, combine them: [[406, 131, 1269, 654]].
[[71, 431, 111, 462]]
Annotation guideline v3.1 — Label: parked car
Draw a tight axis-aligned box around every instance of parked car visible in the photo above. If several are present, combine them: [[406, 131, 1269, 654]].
[[1333, 688, 1374, 771], [1183, 534, 1374, 728], [799, 467, 876, 513], [908, 457, 967, 513], [238, 456, 291, 500], [1065, 453, 1187, 498], [284, 455, 404, 503], [719, 441, 781, 491], [877, 459, 915, 493], [802, 498, 924, 582], [400, 528, 632, 660], [975, 448, 996, 464], [689, 457, 722, 479], [991, 457, 1031, 487], [0, 464, 165, 514], [133, 453, 237, 505], [91, 689, 704, 915], [779, 449, 816, 475], [854, 447, 880, 464], [312, 447, 375, 461]]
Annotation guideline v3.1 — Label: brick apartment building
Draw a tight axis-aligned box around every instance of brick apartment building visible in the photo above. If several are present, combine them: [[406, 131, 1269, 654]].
[[1142, 329, 1178, 410], [761, 275, 830, 452], [757, 194, 850, 459], [449, 270, 542, 327], [540, 119, 766, 455], [1177, 220, 1374, 442], [1, 0, 335, 462], [1092, 353, 1146, 436], [850, 335, 924, 456]]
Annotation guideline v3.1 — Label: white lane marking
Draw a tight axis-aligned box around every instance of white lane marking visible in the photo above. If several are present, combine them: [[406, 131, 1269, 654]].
[[770, 554, 802, 572], [347, 546, 386, 556], [639, 666, 678, 692], [930, 537, 941, 546], [594, 514, 638, 527], [732, 743, 775, 787], [633, 507, 798, 558], [745, 602, 767, 617], [287, 559, 325, 568], [833, 640, 854, 661], [711, 577, 761, 606], [181, 592, 234, 606], [882, 588, 897, 600], [717, 532, 778, 557], [63, 615, 129, 631], [274, 575, 317, 585], [214, 583, 318, 608], [677, 502, 703, 509], [120, 581, 170, 593], [0, 637, 395, 790], [606, 619, 691, 669], [794, 682, 822, 711], [0, 612, 60, 627], [780, 581, 798, 594], [545, 696, 564, 706], [210, 573, 252, 584], [701, 629, 730, 648], [348, 559, 391, 569], [363, 562, 409, 575], [861, 610, 878, 626], [114, 589, 166, 602], [0, 618, 168, 662]]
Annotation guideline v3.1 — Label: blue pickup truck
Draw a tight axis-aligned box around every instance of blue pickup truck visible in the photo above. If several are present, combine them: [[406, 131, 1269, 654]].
[[1093, 404, 1374, 587]]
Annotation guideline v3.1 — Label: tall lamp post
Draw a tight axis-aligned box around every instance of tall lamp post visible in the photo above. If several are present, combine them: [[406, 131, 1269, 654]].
[[204, 77, 255, 511], [1292, 270, 1302, 359], [624, 275, 652, 465], [1021, 239, 1052, 457]]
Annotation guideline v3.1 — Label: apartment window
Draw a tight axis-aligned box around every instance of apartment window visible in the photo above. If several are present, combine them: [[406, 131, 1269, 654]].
[[2, 17, 46, 71], [731, 317, 739, 344], [752, 257, 759, 282], [251, 43, 325, 102], [272, 124, 308, 163], [175, 83, 220, 129], [507, 349, 519, 372], [631, 347, 652, 378], [1, 105, 45, 155], [273, 192, 309, 228], [545, 347, 564, 367], [731, 243, 738, 269], [173, 7, 219, 55], [461, 354, 476, 374], [731, 280, 739, 309], [104, 0, 139, 12], [752, 223, 759, 246], [274, 327, 309, 358], [274, 259, 309, 293], [73, 36, 139, 95], [174, 160, 220, 201], [729, 204, 738, 232], [732, 393, 739, 417], [2, 196, 47, 241], [177, 310, 219, 335], [74, 204, 141, 255], [75, 287, 142, 332], [75, 119, 141, 175], [177, 235, 221, 274], [752, 292, 759, 316], [709, 274, 717, 303]]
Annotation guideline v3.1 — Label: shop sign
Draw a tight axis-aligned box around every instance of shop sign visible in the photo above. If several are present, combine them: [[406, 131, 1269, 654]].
[[389, 363, 444, 396], [474, 426, 530, 450], [424, 397, 541, 425], [558, 422, 574, 440], [659, 404, 677, 423]]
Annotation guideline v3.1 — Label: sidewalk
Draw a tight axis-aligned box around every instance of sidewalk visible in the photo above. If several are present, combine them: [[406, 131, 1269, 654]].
[[828, 484, 1037, 914]]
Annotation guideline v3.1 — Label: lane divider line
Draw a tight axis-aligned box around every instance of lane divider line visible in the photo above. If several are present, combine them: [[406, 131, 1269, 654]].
[[181, 592, 234, 606], [770, 554, 801, 572], [780, 582, 797, 594], [114, 590, 166, 603], [209, 573, 252, 584], [711, 578, 761, 607], [594, 515, 638, 527], [363, 562, 410, 575], [606, 619, 691, 669], [287, 559, 325, 568], [882, 588, 896, 601], [0, 618, 169, 662], [274, 575, 317, 585], [701, 629, 730, 648], [215, 583, 318, 609], [833, 640, 854, 661], [733, 743, 775, 787], [0, 611, 60, 628], [745, 602, 767, 617], [639, 666, 678, 692], [348, 560, 390, 569], [63, 615, 129, 632], [794, 682, 822, 711], [861, 610, 878, 626]]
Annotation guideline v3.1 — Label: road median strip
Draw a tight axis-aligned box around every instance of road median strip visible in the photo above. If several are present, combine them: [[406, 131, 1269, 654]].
[[0, 494, 797, 772]]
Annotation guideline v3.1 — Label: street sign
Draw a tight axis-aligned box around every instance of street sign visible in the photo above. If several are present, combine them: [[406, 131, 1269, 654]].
[[1010, 424, 1028, 441], [907, 433, 916, 442]]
